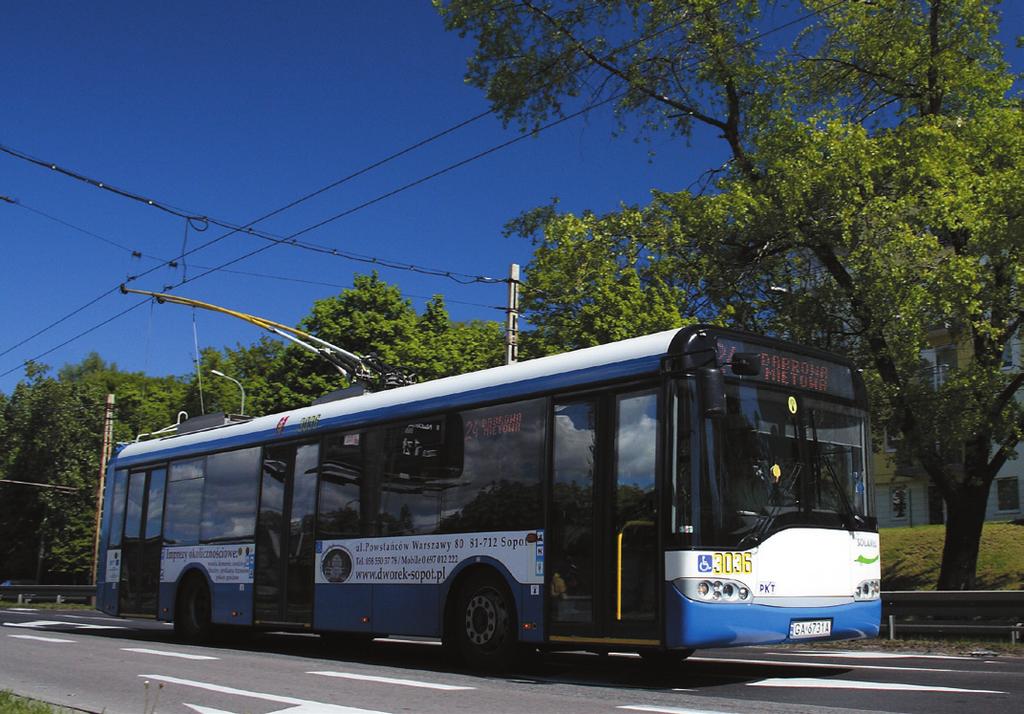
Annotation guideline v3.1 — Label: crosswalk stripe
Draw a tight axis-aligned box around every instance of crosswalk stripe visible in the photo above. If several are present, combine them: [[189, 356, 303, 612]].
[[8, 634, 76, 643], [619, 706, 736, 714], [308, 671, 474, 691], [123, 647, 219, 660], [747, 677, 1004, 694], [691, 655, 956, 674], [139, 674, 390, 714]]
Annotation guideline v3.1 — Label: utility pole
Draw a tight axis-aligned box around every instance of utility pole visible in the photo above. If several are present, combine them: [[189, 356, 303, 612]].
[[91, 394, 115, 585], [505, 263, 520, 365]]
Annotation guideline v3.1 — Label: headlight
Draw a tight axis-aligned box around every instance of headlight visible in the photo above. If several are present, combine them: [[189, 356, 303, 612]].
[[675, 578, 752, 603], [854, 579, 880, 600]]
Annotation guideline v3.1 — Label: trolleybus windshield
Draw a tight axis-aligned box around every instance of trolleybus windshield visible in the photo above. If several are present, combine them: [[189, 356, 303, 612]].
[[678, 381, 870, 548]]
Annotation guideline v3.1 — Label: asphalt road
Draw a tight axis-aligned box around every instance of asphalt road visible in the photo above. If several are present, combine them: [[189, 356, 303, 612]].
[[1, 607, 1021, 714]]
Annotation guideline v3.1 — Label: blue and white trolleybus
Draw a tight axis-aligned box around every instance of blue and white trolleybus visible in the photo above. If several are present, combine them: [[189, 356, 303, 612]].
[[96, 325, 880, 668]]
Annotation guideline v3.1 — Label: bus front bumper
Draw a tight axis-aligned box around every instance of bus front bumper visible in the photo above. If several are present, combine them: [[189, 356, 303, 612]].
[[665, 584, 881, 649]]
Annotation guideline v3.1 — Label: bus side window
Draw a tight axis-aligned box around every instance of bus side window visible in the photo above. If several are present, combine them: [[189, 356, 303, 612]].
[[441, 399, 545, 533], [108, 469, 129, 548], [200, 447, 261, 543], [317, 432, 364, 540], [164, 458, 205, 545], [379, 418, 451, 536]]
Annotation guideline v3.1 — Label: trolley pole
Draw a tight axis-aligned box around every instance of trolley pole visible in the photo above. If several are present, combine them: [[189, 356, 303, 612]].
[[505, 263, 520, 365], [91, 393, 115, 585]]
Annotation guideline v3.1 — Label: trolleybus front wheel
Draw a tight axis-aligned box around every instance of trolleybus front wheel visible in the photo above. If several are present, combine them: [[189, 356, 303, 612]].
[[454, 571, 517, 671], [174, 573, 213, 643]]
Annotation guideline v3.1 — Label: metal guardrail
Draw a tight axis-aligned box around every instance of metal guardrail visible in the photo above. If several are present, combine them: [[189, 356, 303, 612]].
[[882, 590, 1024, 643], [0, 584, 96, 604]]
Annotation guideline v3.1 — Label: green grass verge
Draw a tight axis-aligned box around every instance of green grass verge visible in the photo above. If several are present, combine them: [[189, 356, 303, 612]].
[[0, 601, 93, 611], [0, 692, 62, 714], [881, 521, 1024, 590], [783, 637, 1022, 656]]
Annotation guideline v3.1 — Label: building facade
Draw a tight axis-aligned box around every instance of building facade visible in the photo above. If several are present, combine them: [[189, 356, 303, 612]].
[[873, 334, 1024, 528]]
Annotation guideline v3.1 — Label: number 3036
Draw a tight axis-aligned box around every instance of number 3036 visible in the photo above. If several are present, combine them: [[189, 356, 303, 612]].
[[714, 552, 752, 574]]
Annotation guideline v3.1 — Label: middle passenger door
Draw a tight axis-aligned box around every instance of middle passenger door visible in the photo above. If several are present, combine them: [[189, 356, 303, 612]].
[[548, 390, 660, 645], [254, 441, 320, 626]]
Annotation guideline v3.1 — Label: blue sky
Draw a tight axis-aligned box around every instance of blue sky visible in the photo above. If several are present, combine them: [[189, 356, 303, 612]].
[[1, 1, 1020, 394]]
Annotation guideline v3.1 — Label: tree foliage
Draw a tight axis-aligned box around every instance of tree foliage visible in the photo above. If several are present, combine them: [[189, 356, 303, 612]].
[[0, 274, 505, 582], [180, 273, 505, 413], [438, 0, 1022, 588]]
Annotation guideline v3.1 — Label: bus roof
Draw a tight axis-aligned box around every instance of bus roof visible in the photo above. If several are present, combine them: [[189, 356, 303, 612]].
[[112, 325, 865, 469], [113, 328, 682, 468]]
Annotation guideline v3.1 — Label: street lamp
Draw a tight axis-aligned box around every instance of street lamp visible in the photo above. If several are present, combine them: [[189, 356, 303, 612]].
[[210, 369, 246, 416]]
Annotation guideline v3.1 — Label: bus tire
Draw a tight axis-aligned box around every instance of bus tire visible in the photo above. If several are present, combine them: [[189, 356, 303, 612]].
[[454, 570, 517, 671], [174, 573, 213, 643]]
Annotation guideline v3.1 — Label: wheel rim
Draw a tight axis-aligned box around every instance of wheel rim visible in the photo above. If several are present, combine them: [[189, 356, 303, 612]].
[[464, 588, 505, 648]]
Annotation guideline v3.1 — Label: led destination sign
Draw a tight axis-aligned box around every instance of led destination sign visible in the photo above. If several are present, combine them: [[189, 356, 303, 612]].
[[717, 339, 855, 399]]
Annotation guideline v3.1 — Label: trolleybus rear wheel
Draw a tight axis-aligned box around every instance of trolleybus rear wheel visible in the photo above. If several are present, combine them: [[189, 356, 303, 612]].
[[174, 573, 213, 643], [455, 571, 517, 671]]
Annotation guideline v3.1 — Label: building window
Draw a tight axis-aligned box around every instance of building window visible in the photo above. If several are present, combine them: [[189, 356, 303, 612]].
[[890, 485, 909, 520], [883, 428, 901, 453], [996, 477, 1020, 512]]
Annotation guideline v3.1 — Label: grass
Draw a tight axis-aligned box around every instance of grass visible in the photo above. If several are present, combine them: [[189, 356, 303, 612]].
[[0, 692, 67, 714], [0, 601, 93, 611], [880, 521, 1024, 590], [786, 637, 1022, 657]]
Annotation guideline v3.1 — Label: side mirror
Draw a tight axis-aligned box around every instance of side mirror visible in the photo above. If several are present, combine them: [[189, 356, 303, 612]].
[[700, 367, 726, 418], [730, 352, 761, 376]]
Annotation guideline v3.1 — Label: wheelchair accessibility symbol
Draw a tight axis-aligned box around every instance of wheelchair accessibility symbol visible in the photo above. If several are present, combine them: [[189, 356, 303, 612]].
[[697, 554, 713, 573]]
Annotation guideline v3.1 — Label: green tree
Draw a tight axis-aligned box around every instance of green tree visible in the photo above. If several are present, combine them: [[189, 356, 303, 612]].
[[57, 352, 190, 442], [413, 295, 506, 380], [0, 363, 101, 582], [1, 355, 195, 582], [437, 0, 1022, 588], [183, 273, 505, 413]]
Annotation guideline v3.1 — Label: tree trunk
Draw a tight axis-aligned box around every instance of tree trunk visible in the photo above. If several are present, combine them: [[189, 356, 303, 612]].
[[936, 482, 990, 590]]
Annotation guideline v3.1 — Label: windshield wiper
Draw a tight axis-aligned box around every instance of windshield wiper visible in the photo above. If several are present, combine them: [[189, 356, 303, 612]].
[[809, 410, 860, 530], [738, 461, 802, 547]]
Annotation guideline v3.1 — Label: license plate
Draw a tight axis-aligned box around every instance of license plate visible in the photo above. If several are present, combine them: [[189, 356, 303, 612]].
[[789, 619, 832, 639]]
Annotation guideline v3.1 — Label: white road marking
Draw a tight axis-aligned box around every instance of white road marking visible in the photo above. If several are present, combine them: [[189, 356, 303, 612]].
[[2, 608, 39, 612], [2, 619, 125, 630], [123, 647, 219, 660], [779, 650, 977, 661], [62, 613, 133, 623], [308, 670, 474, 691], [139, 674, 390, 714], [619, 706, 735, 714], [748, 677, 1005, 694], [375, 637, 443, 646], [691, 655, 958, 674], [8, 634, 76, 643], [183, 705, 238, 714]]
